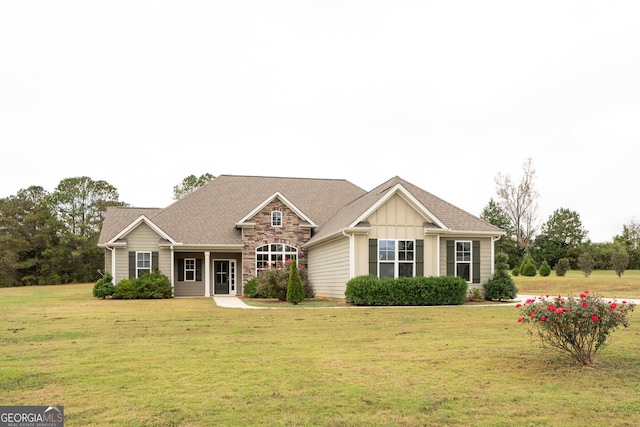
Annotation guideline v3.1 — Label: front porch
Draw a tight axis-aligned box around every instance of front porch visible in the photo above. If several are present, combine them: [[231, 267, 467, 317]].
[[172, 250, 242, 297]]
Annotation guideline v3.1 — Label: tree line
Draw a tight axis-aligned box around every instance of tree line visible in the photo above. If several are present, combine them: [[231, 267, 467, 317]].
[[0, 174, 214, 287], [0, 168, 636, 287], [482, 158, 639, 273]]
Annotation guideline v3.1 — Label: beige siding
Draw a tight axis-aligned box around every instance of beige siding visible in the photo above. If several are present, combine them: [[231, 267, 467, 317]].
[[439, 237, 493, 289], [353, 234, 369, 277], [308, 236, 351, 299], [112, 223, 168, 284], [104, 249, 112, 275], [366, 193, 426, 240]]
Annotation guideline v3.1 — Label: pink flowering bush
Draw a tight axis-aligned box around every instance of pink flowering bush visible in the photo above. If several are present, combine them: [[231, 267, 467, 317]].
[[517, 290, 635, 367]]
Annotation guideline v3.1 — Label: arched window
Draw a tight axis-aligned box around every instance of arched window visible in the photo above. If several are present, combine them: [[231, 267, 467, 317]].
[[271, 210, 282, 227], [256, 243, 298, 272]]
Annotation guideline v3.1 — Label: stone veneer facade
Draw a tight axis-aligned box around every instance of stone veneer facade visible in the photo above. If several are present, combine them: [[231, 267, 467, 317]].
[[240, 198, 312, 286]]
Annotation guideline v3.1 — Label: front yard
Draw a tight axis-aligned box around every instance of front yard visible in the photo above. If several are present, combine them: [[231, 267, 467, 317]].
[[1, 281, 639, 425]]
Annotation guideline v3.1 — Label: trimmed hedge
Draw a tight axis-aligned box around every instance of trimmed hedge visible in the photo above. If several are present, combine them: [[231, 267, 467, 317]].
[[345, 275, 468, 306], [112, 271, 172, 299]]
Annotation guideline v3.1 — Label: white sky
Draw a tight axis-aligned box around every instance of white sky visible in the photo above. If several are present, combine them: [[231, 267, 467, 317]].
[[1, 1, 639, 243]]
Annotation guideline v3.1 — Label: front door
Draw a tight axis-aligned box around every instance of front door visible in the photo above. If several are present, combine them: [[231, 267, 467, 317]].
[[214, 261, 230, 295]]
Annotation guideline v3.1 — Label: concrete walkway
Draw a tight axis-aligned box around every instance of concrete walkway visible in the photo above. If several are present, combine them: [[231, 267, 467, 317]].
[[213, 294, 640, 309], [213, 295, 260, 309]]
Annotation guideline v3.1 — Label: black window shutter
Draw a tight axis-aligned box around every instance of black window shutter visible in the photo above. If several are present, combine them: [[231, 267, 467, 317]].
[[416, 239, 424, 277], [472, 240, 481, 283], [177, 258, 184, 281], [129, 251, 136, 278], [369, 239, 378, 276], [446, 240, 455, 276], [196, 259, 203, 281], [152, 252, 159, 272]]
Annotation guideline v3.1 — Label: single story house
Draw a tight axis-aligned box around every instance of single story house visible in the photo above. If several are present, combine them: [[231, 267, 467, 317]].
[[98, 175, 504, 298]]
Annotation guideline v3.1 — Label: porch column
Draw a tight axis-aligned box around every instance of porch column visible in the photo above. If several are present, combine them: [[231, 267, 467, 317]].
[[204, 251, 211, 297]]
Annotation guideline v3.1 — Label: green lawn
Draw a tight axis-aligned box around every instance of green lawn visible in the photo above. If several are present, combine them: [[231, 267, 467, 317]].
[[513, 269, 640, 299], [1, 283, 640, 426]]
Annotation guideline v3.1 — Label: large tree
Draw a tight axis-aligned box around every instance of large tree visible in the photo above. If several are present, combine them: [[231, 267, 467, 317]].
[[533, 208, 587, 267], [52, 177, 124, 282], [173, 173, 215, 200], [480, 198, 518, 265], [0, 187, 61, 286], [613, 218, 640, 269], [53, 176, 122, 237], [494, 157, 539, 254]]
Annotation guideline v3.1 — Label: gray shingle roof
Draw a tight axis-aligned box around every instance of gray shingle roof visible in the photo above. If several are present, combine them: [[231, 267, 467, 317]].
[[306, 176, 503, 245], [99, 175, 366, 246], [98, 175, 502, 247]]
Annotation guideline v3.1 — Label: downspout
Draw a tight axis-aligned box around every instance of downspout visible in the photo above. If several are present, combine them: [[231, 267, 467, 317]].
[[491, 235, 501, 276], [436, 235, 441, 276], [342, 230, 355, 279], [170, 245, 175, 296]]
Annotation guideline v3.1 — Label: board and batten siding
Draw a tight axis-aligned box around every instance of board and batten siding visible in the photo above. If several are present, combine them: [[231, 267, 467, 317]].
[[111, 222, 170, 284], [307, 236, 351, 299], [439, 236, 493, 287], [365, 193, 426, 241]]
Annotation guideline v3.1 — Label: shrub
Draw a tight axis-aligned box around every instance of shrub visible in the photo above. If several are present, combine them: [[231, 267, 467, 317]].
[[93, 272, 115, 299], [484, 252, 518, 301], [577, 252, 595, 277], [539, 260, 551, 277], [286, 259, 305, 305], [345, 275, 467, 306], [113, 271, 172, 299], [555, 258, 570, 276], [610, 251, 629, 277], [511, 267, 520, 276], [517, 291, 635, 367], [243, 277, 261, 298], [256, 261, 312, 301], [520, 255, 537, 277]]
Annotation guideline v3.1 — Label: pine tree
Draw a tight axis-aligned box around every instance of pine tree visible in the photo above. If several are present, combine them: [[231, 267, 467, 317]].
[[286, 259, 305, 305]]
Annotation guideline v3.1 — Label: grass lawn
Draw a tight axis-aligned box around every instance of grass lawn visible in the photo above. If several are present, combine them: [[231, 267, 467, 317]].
[[513, 269, 640, 299], [1, 282, 640, 426]]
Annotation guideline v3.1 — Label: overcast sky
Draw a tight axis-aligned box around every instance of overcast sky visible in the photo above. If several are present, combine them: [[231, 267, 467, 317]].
[[1, 1, 638, 243]]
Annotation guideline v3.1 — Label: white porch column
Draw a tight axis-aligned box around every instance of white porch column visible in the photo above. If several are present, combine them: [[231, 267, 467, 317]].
[[204, 251, 211, 297]]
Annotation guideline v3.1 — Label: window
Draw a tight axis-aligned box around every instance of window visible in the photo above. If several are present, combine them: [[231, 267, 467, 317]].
[[137, 252, 151, 277], [184, 258, 196, 281], [256, 243, 298, 272], [271, 210, 282, 227], [379, 240, 414, 278], [456, 241, 471, 282]]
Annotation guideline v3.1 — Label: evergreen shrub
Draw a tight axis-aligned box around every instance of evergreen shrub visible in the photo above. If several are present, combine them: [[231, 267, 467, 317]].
[[243, 277, 261, 298], [93, 272, 115, 299], [521, 255, 538, 277], [256, 261, 313, 301], [484, 252, 518, 301], [286, 259, 305, 305], [345, 275, 467, 306], [539, 260, 551, 277], [112, 271, 172, 299], [555, 258, 570, 276]]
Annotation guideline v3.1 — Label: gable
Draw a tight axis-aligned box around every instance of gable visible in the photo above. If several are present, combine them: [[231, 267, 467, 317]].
[[365, 193, 428, 240], [235, 192, 317, 229]]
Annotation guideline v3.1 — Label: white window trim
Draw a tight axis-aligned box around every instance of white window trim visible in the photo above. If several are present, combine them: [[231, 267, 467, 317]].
[[271, 210, 282, 227], [184, 258, 196, 282], [255, 243, 298, 275], [455, 240, 472, 283], [378, 239, 415, 279], [136, 251, 151, 278]]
